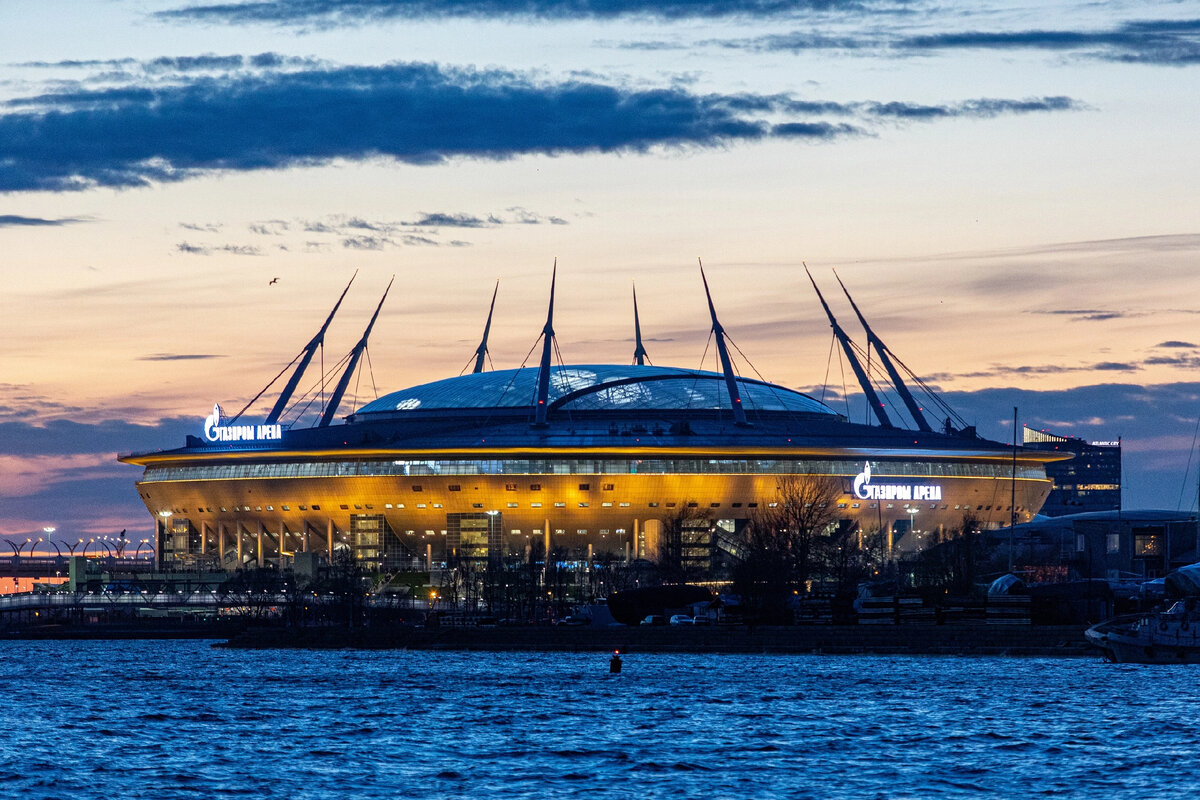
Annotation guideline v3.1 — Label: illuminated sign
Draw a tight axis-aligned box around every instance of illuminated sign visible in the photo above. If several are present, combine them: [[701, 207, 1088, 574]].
[[1090, 441, 1120, 447], [203, 404, 283, 443], [852, 461, 942, 502]]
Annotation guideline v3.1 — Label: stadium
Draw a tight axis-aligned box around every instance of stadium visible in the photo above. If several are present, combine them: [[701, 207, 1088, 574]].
[[120, 270, 1062, 573]]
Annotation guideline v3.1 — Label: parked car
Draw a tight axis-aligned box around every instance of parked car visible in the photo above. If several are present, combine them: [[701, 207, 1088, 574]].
[[669, 614, 694, 626], [640, 614, 666, 626]]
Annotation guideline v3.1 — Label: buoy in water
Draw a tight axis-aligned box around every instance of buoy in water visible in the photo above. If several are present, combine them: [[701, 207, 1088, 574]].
[[609, 650, 623, 674]]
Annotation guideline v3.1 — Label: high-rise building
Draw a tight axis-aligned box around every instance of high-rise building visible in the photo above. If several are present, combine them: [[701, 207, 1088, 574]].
[[1023, 427, 1121, 516]]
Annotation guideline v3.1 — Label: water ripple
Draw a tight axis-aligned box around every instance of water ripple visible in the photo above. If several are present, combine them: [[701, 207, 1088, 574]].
[[3, 642, 1200, 798]]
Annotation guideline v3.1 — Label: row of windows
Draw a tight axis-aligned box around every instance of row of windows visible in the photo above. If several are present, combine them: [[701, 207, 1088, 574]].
[[162, 500, 764, 515], [164, 498, 1023, 516], [142, 457, 1045, 483]]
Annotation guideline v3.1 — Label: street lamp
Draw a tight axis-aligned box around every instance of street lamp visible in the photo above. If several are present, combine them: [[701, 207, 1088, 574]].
[[136, 538, 154, 560], [21, 538, 34, 557], [2, 539, 18, 557], [66, 538, 84, 557]]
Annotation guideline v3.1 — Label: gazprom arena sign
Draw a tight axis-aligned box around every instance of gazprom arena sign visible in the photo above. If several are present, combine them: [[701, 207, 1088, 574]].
[[203, 404, 282, 443], [852, 462, 942, 502]]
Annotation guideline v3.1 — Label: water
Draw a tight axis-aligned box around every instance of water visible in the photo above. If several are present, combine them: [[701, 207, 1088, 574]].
[[2, 641, 1199, 799]]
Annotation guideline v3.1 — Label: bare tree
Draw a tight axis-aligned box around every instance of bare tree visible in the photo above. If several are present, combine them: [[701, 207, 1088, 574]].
[[655, 501, 715, 584], [732, 475, 843, 622]]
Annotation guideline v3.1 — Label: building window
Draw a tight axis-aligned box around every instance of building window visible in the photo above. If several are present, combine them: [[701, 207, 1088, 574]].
[[748, 503, 757, 508], [529, 484, 542, 491], [1106, 533, 1120, 554], [649, 502, 659, 508], [298, 505, 307, 511], [1134, 534, 1162, 557], [666, 502, 676, 508], [554, 502, 566, 508], [416, 503, 427, 509], [1076, 533, 1086, 553], [506, 483, 517, 491], [433, 503, 443, 509], [449, 485, 461, 492], [412, 485, 422, 492], [340, 504, 349, 510], [312, 505, 320, 511], [732, 503, 743, 508], [768, 502, 779, 508], [385, 504, 393, 509], [709, 503, 720, 508], [602, 502, 613, 508], [507, 502, 518, 508], [603, 483, 614, 491], [619, 502, 630, 507], [579, 483, 590, 491], [531, 502, 543, 508], [578, 502, 589, 508], [472, 503, 483, 509]]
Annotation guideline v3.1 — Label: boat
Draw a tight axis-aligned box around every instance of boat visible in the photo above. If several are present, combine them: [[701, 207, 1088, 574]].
[[1085, 599, 1200, 663]]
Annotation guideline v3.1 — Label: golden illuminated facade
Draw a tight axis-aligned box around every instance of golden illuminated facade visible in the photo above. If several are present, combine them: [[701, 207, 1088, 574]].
[[120, 273, 1062, 573]]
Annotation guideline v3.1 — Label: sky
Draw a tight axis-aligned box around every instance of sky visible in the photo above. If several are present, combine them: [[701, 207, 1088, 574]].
[[2, 0, 1199, 546]]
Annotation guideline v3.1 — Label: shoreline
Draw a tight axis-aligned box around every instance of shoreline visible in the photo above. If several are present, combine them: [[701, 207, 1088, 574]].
[[2, 620, 1097, 656], [218, 623, 1094, 656]]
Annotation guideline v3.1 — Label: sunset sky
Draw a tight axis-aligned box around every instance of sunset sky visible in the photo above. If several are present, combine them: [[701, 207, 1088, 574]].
[[2, 0, 1199, 544]]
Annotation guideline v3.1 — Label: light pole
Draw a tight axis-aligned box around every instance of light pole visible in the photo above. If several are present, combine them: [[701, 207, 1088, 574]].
[[136, 538, 153, 560], [66, 538, 84, 557], [2, 540, 18, 557]]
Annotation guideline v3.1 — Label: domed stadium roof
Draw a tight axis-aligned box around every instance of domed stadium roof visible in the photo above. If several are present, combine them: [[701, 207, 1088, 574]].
[[353, 364, 836, 417]]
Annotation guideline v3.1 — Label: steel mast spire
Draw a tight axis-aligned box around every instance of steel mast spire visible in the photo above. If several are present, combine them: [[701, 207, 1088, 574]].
[[834, 270, 932, 433], [318, 276, 393, 428], [265, 271, 357, 425], [805, 264, 893, 429], [532, 262, 556, 427], [700, 262, 749, 427], [472, 280, 499, 374], [632, 283, 648, 366]]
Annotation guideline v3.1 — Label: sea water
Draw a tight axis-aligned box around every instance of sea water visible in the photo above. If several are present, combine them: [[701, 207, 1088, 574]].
[[2, 640, 1198, 799]]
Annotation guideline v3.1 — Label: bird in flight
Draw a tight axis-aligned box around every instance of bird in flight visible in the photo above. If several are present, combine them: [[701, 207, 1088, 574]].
[[269, 277, 279, 285]]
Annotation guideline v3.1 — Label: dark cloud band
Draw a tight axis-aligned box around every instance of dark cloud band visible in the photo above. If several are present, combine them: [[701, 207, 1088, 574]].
[[0, 61, 1080, 194], [157, 0, 875, 25], [0, 214, 86, 227]]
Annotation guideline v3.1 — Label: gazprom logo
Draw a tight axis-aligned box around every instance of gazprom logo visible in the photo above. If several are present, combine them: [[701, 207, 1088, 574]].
[[852, 461, 941, 502], [203, 403, 282, 443]]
